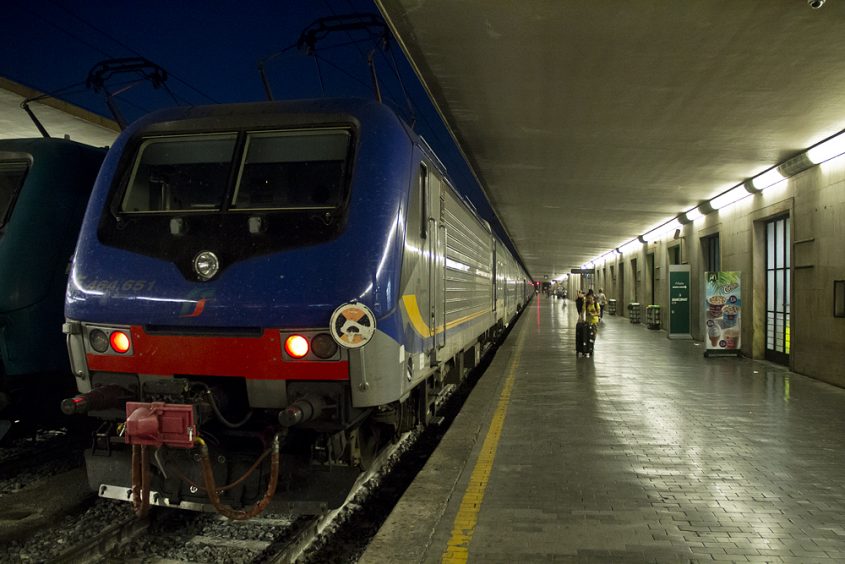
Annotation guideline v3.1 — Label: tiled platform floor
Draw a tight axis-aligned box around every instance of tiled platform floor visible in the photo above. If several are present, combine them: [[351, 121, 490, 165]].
[[361, 295, 845, 563]]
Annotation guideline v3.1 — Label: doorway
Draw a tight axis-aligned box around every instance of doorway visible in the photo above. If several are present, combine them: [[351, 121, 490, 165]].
[[765, 216, 790, 364], [646, 252, 655, 305], [631, 258, 639, 304]]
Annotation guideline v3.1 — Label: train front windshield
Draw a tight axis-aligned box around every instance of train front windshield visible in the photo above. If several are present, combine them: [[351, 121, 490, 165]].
[[120, 129, 351, 214], [0, 159, 30, 228]]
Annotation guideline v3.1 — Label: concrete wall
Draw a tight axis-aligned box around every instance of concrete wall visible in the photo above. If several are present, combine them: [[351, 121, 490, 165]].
[[592, 152, 845, 387]]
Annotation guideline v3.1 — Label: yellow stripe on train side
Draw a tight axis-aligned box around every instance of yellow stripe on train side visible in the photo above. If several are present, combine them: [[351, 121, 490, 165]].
[[401, 294, 490, 338], [402, 295, 433, 336]]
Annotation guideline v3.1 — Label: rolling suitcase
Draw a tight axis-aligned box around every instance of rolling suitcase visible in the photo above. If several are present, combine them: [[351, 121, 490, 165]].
[[584, 322, 596, 357], [576, 321, 596, 357], [575, 321, 586, 356]]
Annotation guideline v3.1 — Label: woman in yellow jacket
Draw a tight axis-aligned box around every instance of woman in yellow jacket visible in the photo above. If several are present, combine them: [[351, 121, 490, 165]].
[[584, 293, 601, 327]]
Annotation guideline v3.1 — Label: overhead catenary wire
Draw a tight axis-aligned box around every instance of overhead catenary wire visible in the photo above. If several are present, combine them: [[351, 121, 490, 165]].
[[329, 0, 451, 156], [312, 53, 378, 96], [13, 3, 157, 117], [16, 1, 113, 59], [260, 8, 398, 102], [337, 0, 459, 171], [338, 0, 416, 125], [322, 0, 406, 109], [352, 0, 523, 266], [46, 0, 220, 104]]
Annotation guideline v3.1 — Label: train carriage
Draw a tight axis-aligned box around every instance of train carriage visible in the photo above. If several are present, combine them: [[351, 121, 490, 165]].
[[62, 98, 530, 516], [0, 138, 105, 435]]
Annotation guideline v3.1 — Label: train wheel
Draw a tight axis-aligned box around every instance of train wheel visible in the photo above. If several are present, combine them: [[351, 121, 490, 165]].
[[357, 422, 381, 470], [397, 398, 418, 435], [0, 420, 11, 443]]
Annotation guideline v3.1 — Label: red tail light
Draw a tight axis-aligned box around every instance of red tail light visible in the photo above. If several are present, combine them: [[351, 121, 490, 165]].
[[110, 330, 131, 354], [284, 335, 309, 359]]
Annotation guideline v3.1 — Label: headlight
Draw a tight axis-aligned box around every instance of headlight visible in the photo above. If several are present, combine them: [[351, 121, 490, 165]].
[[109, 331, 131, 354], [284, 335, 309, 359], [311, 333, 339, 359], [89, 329, 109, 353]]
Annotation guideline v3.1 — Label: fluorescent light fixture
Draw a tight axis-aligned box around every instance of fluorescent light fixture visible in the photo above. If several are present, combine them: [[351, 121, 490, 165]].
[[751, 168, 785, 190], [684, 207, 703, 222], [619, 239, 642, 254], [710, 185, 751, 210], [641, 228, 661, 243], [642, 218, 682, 242], [807, 131, 845, 164], [664, 218, 682, 234]]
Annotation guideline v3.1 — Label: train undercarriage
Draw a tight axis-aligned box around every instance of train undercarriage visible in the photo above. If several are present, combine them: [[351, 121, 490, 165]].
[[67, 368, 452, 517], [61, 320, 504, 519]]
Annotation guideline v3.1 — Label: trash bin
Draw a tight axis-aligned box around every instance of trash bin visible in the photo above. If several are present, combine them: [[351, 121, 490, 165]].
[[607, 299, 617, 315], [628, 303, 641, 324], [646, 305, 661, 329]]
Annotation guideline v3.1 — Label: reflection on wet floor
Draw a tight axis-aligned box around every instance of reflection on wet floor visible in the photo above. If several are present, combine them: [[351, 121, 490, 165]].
[[469, 294, 845, 562]]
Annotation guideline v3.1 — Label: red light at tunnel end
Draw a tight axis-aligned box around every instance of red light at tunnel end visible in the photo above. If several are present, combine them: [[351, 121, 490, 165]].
[[284, 335, 310, 359], [110, 330, 131, 354]]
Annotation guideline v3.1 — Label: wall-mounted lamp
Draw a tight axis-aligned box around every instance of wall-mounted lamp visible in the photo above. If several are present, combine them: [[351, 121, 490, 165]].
[[751, 167, 786, 191], [642, 218, 682, 242], [710, 185, 752, 210], [619, 239, 642, 255], [591, 128, 843, 267], [683, 206, 703, 223], [808, 130, 845, 164], [641, 227, 661, 243]]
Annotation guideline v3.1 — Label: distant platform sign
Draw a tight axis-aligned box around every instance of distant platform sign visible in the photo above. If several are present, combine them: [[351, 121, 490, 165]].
[[570, 268, 595, 275]]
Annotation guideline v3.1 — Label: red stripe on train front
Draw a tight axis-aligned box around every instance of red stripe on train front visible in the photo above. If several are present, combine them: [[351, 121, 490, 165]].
[[86, 326, 349, 381]]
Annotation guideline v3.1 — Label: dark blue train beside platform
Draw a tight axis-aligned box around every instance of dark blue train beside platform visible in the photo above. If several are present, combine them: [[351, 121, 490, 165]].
[[0, 138, 105, 437], [61, 97, 532, 518]]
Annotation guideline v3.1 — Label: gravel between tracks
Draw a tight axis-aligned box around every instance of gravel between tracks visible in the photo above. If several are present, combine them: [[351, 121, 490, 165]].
[[0, 498, 134, 562], [108, 511, 300, 563]]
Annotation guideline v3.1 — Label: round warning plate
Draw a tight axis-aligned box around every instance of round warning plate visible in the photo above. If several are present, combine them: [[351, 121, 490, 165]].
[[329, 302, 376, 348]]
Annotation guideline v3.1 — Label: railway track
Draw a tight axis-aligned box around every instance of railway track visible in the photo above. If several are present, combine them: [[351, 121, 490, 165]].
[[0, 429, 86, 482], [2, 334, 502, 562], [2, 343, 499, 563], [82, 512, 321, 564], [35, 428, 415, 564], [51, 514, 151, 564]]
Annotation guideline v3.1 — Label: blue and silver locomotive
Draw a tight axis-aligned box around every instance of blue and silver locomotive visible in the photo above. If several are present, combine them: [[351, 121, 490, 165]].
[[63, 98, 530, 517], [0, 138, 104, 436]]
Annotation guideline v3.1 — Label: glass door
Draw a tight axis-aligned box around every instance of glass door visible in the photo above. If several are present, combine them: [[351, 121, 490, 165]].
[[766, 216, 790, 364]]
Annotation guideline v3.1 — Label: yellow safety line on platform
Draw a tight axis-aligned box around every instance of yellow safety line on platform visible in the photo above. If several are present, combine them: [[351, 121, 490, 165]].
[[441, 326, 525, 563]]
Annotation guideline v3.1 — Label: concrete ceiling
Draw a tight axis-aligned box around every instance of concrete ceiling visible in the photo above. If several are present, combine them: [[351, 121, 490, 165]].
[[0, 78, 118, 147], [376, 0, 845, 280]]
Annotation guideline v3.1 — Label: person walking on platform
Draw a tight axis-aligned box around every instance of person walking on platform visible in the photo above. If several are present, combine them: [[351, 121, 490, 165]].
[[597, 288, 608, 321], [585, 292, 601, 327], [575, 290, 585, 320]]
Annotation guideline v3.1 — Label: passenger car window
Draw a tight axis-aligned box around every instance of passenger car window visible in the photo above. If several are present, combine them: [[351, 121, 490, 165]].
[[121, 134, 237, 213], [0, 159, 30, 228], [231, 130, 350, 210]]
